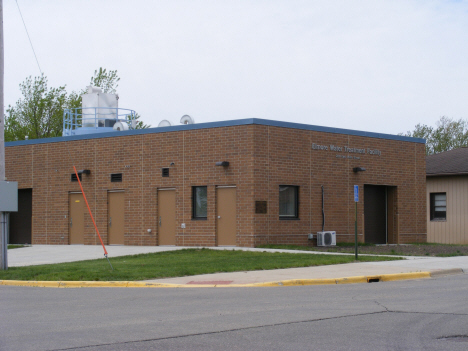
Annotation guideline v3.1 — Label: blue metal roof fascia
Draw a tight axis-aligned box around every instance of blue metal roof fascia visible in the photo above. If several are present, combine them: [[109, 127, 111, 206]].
[[4, 119, 256, 147], [249, 118, 426, 144], [5, 117, 425, 147]]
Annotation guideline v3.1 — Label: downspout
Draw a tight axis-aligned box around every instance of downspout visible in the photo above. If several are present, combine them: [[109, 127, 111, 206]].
[[321, 185, 325, 232]]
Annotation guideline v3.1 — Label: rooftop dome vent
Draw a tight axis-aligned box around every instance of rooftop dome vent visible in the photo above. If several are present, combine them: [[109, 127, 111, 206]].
[[158, 120, 173, 127], [113, 122, 129, 131], [180, 115, 194, 125]]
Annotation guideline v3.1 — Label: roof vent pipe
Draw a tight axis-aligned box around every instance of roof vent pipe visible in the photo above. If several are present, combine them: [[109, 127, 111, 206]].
[[87, 85, 102, 94]]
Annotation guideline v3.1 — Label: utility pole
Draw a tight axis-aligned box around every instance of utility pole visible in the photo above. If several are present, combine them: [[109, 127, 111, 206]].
[[0, 0, 4, 181], [0, 0, 6, 270]]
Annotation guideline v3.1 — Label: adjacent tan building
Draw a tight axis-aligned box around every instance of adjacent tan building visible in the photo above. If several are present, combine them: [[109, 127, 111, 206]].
[[426, 147, 468, 244]]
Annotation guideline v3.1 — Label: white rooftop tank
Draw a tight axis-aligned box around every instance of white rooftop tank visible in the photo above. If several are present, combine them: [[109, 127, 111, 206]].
[[81, 86, 119, 128], [63, 86, 137, 136]]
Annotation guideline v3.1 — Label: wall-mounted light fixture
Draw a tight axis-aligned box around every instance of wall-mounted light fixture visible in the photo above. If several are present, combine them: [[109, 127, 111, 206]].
[[215, 161, 230, 167], [353, 167, 366, 173], [78, 169, 91, 175], [170, 162, 175, 166]]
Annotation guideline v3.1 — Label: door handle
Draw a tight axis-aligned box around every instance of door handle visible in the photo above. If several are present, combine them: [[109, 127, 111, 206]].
[[218, 216, 221, 219], [109, 217, 112, 227], [159, 217, 162, 227]]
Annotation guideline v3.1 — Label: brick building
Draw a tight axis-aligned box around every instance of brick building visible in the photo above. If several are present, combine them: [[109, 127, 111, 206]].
[[5, 118, 427, 247]]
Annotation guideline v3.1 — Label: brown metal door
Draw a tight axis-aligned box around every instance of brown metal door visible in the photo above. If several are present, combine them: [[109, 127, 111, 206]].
[[69, 193, 84, 244], [387, 186, 397, 244], [158, 189, 176, 245], [217, 187, 237, 246], [364, 185, 387, 244], [9, 189, 32, 244], [108, 191, 125, 245]]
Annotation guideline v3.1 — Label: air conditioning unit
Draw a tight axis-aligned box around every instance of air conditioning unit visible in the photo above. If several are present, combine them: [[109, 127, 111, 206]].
[[317, 231, 336, 246]]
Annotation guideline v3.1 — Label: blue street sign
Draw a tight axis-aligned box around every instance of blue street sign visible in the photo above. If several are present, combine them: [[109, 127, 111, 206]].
[[354, 185, 359, 202]]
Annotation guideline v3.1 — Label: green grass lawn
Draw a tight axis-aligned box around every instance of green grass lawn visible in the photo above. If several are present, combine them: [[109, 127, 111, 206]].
[[7, 245, 26, 249], [256, 243, 468, 257], [0, 248, 402, 281], [256, 243, 375, 252], [257, 243, 367, 251]]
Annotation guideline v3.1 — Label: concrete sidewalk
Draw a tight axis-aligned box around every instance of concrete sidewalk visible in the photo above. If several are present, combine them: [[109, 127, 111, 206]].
[[7, 245, 184, 267], [7, 244, 412, 267], [144, 259, 467, 285], [5, 245, 467, 286]]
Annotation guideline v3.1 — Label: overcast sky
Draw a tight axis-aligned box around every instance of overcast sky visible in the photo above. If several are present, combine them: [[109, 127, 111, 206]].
[[4, 0, 468, 135]]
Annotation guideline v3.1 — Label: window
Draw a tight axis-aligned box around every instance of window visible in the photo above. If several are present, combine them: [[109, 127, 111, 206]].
[[162, 168, 170, 177], [279, 185, 298, 219], [430, 192, 446, 221], [111, 173, 123, 182], [192, 186, 207, 219]]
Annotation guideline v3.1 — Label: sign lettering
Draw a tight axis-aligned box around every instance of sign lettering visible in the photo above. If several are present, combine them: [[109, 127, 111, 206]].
[[312, 143, 382, 156]]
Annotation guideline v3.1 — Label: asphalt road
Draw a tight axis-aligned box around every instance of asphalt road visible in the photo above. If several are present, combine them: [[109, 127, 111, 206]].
[[1, 275, 467, 351]]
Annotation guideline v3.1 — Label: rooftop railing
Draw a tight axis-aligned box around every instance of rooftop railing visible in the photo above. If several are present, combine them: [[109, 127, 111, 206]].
[[63, 107, 137, 136]]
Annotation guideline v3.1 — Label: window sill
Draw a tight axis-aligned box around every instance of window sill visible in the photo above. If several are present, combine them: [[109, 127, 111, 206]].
[[192, 217, 207, 221], [279, 217, 300, 220], [430, 219, 446, 222]]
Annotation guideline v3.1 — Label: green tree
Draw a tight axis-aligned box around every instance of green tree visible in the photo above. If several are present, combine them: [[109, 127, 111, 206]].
[[5, 75, 67, 141], [89, 67, 149, 129], [403, 116, 468, 155], [129, 113, 151, 129], [66, 67, 121, 111], [5, 68, 149, 141], [70, 67, 149, 129], [90, 67, 120, 94]]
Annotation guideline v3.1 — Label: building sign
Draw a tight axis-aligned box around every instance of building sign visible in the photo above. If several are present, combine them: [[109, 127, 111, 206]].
[[312, 143, 382, 159]]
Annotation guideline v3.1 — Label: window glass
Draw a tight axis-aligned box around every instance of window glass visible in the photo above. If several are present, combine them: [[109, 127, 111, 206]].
[[279, 186, 298, 218], [430, 192, 446, 220], [193, 186, 207, 218]]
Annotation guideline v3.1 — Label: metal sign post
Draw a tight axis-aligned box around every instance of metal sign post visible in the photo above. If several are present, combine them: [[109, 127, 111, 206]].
[[354, 185, 359, 260]]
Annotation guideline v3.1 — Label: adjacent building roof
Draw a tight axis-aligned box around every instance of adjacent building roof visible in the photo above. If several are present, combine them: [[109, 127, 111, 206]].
[[426, 147, 468, 176]]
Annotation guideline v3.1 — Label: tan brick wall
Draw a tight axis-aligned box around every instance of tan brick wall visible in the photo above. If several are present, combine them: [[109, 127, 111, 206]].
[[251, 125, 426, 246], [5, 123, 426, 247]]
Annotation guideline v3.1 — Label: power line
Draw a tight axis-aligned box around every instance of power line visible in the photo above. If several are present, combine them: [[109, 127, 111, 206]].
[[15, 0, 42, 75]]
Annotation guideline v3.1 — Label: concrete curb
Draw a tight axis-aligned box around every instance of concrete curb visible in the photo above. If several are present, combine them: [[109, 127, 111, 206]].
[[2, 269, 462, 288], [428, 268, 464, 278]]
